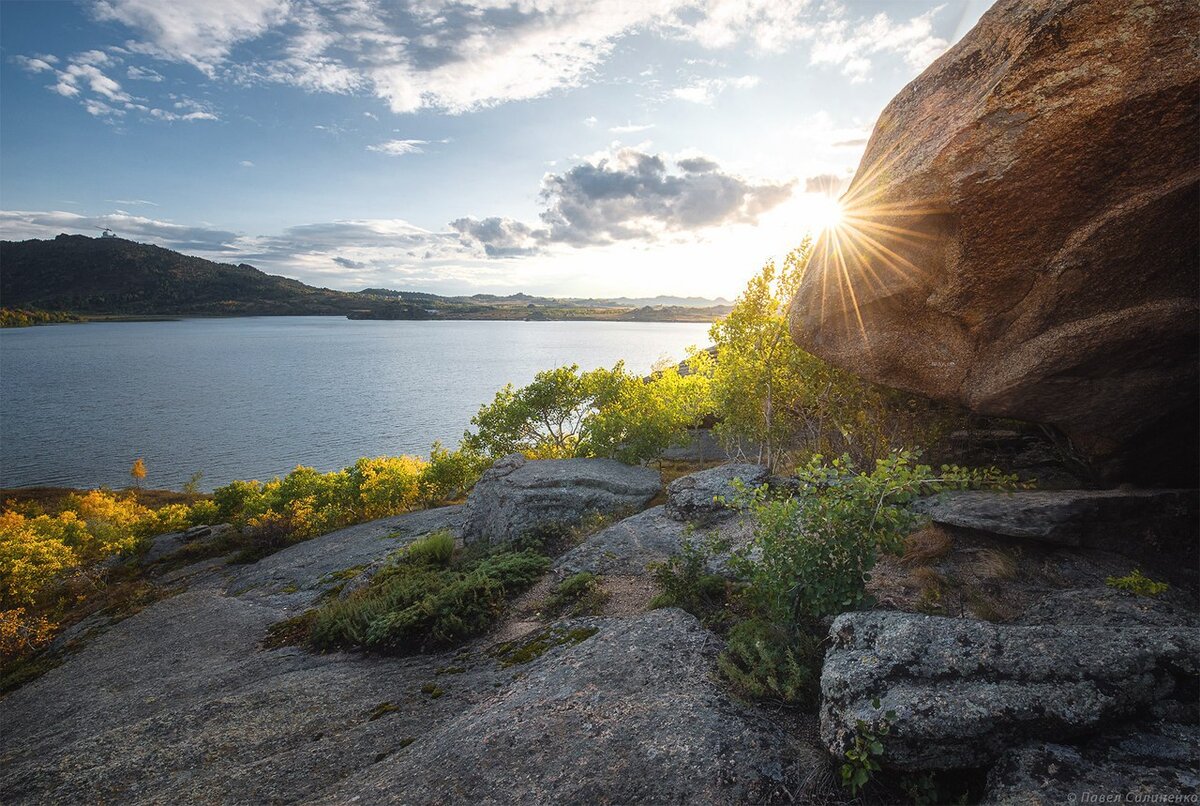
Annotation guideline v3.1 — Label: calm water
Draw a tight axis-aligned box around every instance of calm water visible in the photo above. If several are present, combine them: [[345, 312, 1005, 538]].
[[0, 317, 709, 491]]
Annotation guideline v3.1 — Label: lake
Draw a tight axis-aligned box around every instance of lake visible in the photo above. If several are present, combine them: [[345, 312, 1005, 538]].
[[0, 317, 710, 491]]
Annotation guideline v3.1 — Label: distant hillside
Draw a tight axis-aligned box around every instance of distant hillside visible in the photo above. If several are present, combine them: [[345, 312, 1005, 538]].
[[0, 234, 363, 315], [0, 235, 730, 322]]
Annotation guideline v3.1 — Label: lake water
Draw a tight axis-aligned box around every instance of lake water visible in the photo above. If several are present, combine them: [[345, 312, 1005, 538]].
[[0, 317, 710, 491]]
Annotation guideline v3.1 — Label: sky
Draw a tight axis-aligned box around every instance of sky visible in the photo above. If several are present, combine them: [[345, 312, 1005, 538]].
[[0, 0, 993, 298]]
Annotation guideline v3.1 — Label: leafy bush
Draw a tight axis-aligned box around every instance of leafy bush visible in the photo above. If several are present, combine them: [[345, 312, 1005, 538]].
[[732, 452, 1018, 626], [648, 535, 729, 621], [306, 543, 548, 653], [462, 359, 711, 464], [1106, 569, 1169, 597], [404, 530, 456, 566], [717, 619, 824, 706], [706, 239, 966, 471]]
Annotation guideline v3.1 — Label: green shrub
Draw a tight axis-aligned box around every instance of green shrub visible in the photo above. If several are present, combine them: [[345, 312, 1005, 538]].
[[732, 452, 1017, 626], [648, 536, 729, 622], [717, 619, 823, 706], [404, 530, 456, 566], [1106, 569, 1169, 597], [306, 545, 548, 653], [543, 572, 608, 617], [461, 359, 711, 464]]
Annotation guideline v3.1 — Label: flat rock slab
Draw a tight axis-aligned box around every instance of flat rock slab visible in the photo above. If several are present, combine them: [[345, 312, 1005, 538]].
[[820, 603, 1200, 770], [913, 489, 1197, 550], [319, 609, 817, 805], [665, 463, 768, 525], [553, 505, 754, 578], [227, 506, 462, 601], [984, 723, 1200, 805], [553, 506, 687, 576], [0, 507, 469, 805], [461, 454, 661, 546]]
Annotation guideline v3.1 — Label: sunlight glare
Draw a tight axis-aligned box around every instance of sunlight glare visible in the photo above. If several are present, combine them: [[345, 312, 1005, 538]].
[[809, 195, 844, 232]]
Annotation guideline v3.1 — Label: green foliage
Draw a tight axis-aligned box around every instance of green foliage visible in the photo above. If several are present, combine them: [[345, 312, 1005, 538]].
[[717, 619, 823, 706], [840, 699, 898, 795], [732, 452, 1018, 626], [648, 535, 729, 622], [542, 572, 609, 617], [462, 359, 711, 464], [706, 239, 966, 471], [1106, 569, 1169, 597], [305, 543, 548, 653], [211, 448, 486, 547], [403, 530, 456, 567], [0, 308, 82, 328]]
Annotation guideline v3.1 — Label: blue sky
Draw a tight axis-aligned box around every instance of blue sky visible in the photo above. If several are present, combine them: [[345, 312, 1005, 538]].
[[0, 0, 993, 297]]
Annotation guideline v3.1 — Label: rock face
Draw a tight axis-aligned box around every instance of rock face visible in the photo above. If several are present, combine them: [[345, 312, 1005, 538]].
[[664, 463, 768, 525], [819, 594, 1199, 770], [984, 723, 1200, 805], [0, 511, 818, 805], [321, 609, 815, 804], [788, 0, 1200, 484], [915, 489, 1198, 557], [460, 454, 661, 545]]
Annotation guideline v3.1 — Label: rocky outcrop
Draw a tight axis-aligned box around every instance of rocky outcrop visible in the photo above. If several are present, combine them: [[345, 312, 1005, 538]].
[[460, 454, 660, 545], [984, 723, 1200, 805], [320, 609, 816, 804], [916, 489, 1197, 552], [788, 0, 1200, 484], [819, 593, 1199, 770], [664, 463, 768, 525], [0, 510, 820, 805]]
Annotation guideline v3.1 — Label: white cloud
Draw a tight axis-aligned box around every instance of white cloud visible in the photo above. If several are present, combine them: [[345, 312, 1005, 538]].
[[367, 139, 429, 156], [609, 122, 655, 134], [808, 7, 949, 82], [69, 0, 951, 114], [583, 116, 598, 127], [106, 198, 158, 206], [126, 65, 164, 81], [239, 160, 255, 167], [453, 145, 794, 254], [672, 74, 759, 104], [92, 0, 289, 76]]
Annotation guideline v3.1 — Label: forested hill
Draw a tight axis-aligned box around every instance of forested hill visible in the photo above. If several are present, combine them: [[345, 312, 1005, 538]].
[[0, 234, 731, 321], [0, 234, 365, 316]]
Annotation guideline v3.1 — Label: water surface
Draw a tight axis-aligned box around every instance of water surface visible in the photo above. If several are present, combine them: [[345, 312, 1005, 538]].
[[0, 317, 709, 490]]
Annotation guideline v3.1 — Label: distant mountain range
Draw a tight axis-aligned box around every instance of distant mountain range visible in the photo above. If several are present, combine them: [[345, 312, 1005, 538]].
[[0, 235, 731, 322]]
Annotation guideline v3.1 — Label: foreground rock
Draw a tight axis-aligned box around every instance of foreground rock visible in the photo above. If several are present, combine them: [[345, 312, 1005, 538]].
[[461, 454, 660, 545], [664, 463, 768, 525], [320, 609, 816, 804], [820, 593, 1199, 770], [0, 507, 464, 805], [984, 723, 1200, 804], [915, 489, 1198, 565], [788, 0, 1200, 484]]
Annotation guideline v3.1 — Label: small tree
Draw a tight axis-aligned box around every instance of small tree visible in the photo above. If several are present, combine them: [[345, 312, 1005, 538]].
[[708, 238, 813, 470], [130, 458, 146, 489]]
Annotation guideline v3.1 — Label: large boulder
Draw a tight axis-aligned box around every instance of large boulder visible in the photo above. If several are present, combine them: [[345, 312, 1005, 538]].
[[788, 0, 1200, 484], [460, 454, 660, 545], [664, 463, 768, 525], [819, 596, 1199, 770]]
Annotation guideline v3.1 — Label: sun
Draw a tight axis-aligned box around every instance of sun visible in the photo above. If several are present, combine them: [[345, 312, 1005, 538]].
[[809, 195, 844, 231]]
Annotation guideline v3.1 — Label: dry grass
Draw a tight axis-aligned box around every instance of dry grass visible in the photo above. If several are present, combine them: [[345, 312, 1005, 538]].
[[900, 527, 953, 566], [971, 547, 1019, 580]]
